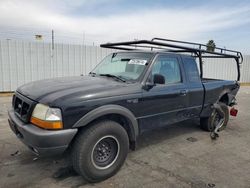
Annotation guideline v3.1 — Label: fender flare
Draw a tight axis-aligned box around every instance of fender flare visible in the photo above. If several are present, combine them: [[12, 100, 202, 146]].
[[73, 104, 139, 141]]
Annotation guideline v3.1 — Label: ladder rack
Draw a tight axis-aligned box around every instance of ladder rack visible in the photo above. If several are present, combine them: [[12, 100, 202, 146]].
[[100, 38, 243, 81]]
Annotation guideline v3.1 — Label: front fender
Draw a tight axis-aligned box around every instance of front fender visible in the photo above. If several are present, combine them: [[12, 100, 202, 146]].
[[72, 104, 139, 141]]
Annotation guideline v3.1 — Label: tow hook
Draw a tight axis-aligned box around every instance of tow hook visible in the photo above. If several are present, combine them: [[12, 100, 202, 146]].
[[210, 103, 225, 140]]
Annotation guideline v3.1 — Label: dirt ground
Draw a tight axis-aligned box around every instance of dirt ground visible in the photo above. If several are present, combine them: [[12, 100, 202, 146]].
[[0, 87, 250, 188]]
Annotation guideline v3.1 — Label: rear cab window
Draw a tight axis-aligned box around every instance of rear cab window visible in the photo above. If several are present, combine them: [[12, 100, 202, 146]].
[[182, 57, 200, 83]]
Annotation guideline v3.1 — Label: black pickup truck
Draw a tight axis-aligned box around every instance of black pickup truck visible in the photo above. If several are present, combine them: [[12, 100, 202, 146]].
[[8, 38, 242, 182]]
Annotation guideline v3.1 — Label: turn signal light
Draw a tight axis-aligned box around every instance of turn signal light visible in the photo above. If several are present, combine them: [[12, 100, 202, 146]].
[[30, 117, 63, 129]]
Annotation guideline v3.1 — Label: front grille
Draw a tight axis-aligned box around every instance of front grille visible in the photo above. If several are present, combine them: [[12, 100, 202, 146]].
[[13, 93, 35, 123]]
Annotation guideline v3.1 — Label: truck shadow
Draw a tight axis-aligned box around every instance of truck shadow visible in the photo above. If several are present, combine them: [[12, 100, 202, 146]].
[[136, 119, 202, 150]]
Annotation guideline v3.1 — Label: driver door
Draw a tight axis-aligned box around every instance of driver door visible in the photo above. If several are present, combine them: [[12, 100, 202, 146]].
[[138, 54, 189, 131]]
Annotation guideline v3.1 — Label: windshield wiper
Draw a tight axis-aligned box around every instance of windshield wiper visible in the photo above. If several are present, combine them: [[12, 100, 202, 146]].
[[99, 74, 126, 82]]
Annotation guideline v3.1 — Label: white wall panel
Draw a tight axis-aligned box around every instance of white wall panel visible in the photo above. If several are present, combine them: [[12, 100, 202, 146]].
[[0, 40, 249, 92]]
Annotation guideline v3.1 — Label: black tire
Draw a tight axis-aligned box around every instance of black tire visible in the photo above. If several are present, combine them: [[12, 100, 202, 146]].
[[71, 120, 129, 183], [200, 102, 229, 132]]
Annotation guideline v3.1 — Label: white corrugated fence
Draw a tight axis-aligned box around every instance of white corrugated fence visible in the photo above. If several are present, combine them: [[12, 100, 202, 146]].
[[0, 40, 249, 92]]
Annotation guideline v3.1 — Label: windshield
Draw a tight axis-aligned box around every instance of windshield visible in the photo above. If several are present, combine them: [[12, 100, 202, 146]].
[[91, 52, 153, 81]]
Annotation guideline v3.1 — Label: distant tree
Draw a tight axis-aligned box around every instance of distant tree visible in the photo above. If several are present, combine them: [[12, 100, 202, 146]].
[[206, 40, 216, 52]]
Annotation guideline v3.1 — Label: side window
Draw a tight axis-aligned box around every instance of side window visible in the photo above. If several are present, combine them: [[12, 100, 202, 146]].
[[151, 56, 181, 84], [183, 57, 200, 82]]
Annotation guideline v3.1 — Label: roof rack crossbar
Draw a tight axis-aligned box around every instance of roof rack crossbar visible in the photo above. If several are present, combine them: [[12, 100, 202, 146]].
[[193, 55, 239, 59]]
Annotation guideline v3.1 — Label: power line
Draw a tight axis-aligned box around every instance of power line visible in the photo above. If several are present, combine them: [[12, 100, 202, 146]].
[[0, 27, 102, 45]]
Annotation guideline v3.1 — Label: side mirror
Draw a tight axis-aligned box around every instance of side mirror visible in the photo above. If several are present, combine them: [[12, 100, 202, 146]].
[[143, 74, 165, 90], [153, 74, 165, 84]]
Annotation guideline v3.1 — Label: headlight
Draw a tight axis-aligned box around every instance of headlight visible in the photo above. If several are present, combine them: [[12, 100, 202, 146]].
[[30, 104, 63, 129]]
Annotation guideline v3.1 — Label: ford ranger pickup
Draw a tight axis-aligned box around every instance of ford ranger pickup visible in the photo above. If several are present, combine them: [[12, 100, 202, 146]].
[[8, 38, 242, 182]]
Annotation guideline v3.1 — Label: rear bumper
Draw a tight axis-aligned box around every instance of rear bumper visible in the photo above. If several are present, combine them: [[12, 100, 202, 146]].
[[8, 109, 77, 156]]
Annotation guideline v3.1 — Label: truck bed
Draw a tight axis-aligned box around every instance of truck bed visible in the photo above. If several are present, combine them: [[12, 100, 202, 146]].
[[202, 78, 224, 83]]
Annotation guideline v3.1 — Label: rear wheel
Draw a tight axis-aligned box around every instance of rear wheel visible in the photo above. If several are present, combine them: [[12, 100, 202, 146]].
[[200, 102, 229, 132], [71, 120, 129, 182]]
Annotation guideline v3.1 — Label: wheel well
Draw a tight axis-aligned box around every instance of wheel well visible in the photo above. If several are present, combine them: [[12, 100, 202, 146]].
[[77, 113, 136, 150], [219, 93, 229, 105]]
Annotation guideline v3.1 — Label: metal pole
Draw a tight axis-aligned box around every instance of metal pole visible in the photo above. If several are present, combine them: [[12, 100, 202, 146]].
[[82, 32, 85, 45], [198, 51, 203, 78], [52, 30, 54, 50], [236, 58, 240, 81]]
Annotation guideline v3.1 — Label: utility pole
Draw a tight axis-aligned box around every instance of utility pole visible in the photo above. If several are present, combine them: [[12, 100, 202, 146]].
[[50, 30, 55, 78], [82, 32, 85, 45], [52, 30, 54, 50]]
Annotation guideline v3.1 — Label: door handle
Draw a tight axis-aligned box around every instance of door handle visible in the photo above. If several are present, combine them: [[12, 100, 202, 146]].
[[180, 89, 188, 96]]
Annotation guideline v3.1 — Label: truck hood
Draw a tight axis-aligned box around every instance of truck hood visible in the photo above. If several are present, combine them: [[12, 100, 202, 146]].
[[17, 76, 137, 105]]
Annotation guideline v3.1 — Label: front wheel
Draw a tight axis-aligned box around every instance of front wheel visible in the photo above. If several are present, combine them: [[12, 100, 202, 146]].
[[71, 120, 129, 182], [200, 102, 229, 132]]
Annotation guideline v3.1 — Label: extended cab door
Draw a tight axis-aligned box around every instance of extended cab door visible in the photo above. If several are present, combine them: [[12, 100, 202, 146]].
[[138, 54, 189, 130], [181, 56, 204, 117]]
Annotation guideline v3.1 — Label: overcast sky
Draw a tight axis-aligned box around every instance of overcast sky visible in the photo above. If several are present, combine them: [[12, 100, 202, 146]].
[[0, 0, 249, 53]]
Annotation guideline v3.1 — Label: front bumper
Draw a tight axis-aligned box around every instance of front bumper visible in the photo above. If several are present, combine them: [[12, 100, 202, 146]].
[[8, 109, 78, 156]]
